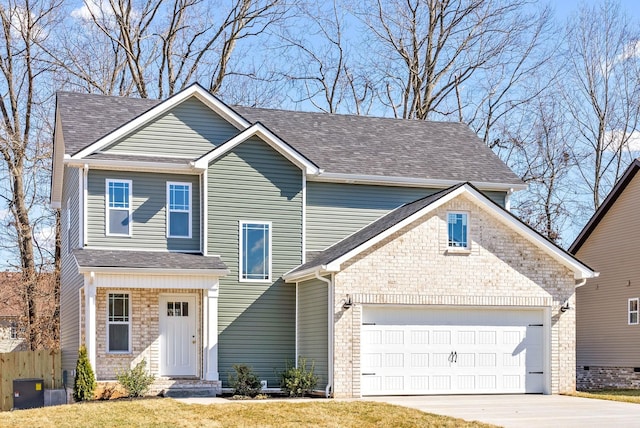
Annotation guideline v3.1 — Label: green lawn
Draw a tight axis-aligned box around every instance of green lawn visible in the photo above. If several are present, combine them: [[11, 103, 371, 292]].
[[3, 398, 496, 427], [569, 389, 640, 404]]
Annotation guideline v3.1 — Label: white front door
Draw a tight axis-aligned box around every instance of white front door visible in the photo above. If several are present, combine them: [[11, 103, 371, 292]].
[[361, 306, 546, 395], [159, 294, 197, 376]]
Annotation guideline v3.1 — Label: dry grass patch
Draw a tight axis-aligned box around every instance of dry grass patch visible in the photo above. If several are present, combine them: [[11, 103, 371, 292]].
[[2, 398, 496, 427], [569, 390, 640, 404]]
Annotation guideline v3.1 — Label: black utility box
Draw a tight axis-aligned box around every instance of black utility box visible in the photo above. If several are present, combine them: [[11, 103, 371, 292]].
[[13, 378, 44, 409]]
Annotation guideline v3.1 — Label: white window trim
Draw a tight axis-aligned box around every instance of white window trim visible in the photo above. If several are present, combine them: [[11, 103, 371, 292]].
[[66, 197, 72, 254], [629, 298, 639, 325], [166, 181, 192, 239], [239, 220, 272, 283], [446, 211, 470, 251], [106, 292, 132, 354], [105, 179, 133, 237]]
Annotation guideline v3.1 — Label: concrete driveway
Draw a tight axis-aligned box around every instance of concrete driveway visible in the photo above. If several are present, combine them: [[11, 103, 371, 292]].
[[365, 394, 640, 427]]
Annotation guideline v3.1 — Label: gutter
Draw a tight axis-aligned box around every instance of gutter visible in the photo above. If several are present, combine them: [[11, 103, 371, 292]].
[[314, 270, 333, 398]]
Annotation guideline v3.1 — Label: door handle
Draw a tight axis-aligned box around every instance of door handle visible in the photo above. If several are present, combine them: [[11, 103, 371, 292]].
[[454, 351, 457, 363]]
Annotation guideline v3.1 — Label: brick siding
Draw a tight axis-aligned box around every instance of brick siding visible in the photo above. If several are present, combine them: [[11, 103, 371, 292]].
[[331, 194, 576, 397]]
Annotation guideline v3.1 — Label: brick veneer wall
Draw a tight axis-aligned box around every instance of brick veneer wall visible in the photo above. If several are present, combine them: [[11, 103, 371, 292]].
[[87, 288, 202, 380], [331, 194, 576, 398], [577, 366, 640, 390]]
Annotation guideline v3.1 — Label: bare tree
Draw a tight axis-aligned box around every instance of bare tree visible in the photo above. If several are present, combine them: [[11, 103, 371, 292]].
[[0, 0, 61, 350], [354, 0, 547, 120], [278, 0, 373, 114], [563, 0, 640, 211], [49, 0, 286, 99], [502, 95, 575, 243]]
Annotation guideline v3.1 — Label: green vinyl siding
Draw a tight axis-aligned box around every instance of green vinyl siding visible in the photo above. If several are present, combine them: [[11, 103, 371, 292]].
[[306, 182, 506, 251], [207, 137, 303, 386], [103, 97, 240, 158], [86, 170, 200, 251], [60, 166, 84, 375], [297, 279, 328, 389]]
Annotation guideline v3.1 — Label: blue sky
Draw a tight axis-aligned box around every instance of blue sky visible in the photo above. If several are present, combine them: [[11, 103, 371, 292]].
[[550, 0, 640, 19]]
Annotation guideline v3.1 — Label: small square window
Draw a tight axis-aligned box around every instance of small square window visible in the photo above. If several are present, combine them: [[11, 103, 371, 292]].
[[447, 212, 469, 249], [629, 298, 638, 325]]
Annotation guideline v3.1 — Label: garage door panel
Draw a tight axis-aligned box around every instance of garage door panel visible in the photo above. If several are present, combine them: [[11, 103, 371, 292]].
[[432, 330, 451, 344], [410, 330, 429, 344], [385, 330, 403, 344], [361, 306, 546, 395], [411, 353, 429, 367]]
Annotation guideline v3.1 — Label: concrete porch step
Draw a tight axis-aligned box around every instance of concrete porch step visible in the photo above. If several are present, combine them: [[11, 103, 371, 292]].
[[162, 388, 216, 398]]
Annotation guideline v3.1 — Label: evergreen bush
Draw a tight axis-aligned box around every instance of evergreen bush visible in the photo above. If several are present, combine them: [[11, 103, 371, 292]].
[[73, 345, 97, 401], [228, 364, 262, 397], [279, 357, 318, 397], [117, 359, 156, 397]]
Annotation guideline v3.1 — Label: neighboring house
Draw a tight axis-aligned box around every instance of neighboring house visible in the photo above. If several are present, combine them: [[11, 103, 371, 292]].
[[0, 272, 27, 353], [51, 84, 595, 398], [570, 159, 640, 390]]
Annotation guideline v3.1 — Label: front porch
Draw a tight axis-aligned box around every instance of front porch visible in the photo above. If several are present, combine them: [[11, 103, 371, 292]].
[[77, 270, 224, 389]]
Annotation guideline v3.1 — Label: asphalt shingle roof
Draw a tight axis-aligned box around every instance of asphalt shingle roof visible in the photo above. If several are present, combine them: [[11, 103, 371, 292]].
[[289, 183, 465, 274], [56, 90, 522, 185], [73, 248, 227, 271]]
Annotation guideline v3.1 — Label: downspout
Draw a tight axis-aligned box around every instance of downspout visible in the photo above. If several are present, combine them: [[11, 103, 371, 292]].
[[575, 278, 587, 287], [315, 270, 333, 398]]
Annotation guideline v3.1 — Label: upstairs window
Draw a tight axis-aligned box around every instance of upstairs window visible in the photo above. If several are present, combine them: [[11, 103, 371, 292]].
[[10, 322, 17, 340], [239, 221, 271, 282], [447, 212, 469, 249], [108, 293, 130, 353], [629, 298, 639, 325], [167, 182, 191, 238], [106, 179, 132, 236]]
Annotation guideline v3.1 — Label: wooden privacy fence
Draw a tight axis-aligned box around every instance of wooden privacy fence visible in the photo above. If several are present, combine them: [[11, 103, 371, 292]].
[[0, 349, 62, 411]]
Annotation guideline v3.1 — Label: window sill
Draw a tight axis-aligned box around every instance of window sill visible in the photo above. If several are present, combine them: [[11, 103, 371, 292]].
[[446, 247, 471, 255]]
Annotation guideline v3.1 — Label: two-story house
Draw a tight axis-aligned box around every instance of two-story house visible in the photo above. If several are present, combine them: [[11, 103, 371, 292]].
[[51, 84, 595, 398]]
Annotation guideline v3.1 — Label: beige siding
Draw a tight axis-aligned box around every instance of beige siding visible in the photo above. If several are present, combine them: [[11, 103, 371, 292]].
[[330, 193, 576, 397], [575, 172, 640, 368]]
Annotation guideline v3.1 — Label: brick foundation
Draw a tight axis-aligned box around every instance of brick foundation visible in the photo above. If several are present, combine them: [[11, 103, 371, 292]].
[[577, 366, 640, 390]]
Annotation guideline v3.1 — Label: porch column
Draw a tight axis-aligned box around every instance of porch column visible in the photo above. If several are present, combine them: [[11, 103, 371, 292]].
[[84, 279, 97, 371], [204, 283, 219, 381]]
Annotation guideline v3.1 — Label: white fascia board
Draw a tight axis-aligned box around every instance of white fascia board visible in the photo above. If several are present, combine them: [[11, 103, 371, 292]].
[[286, 184, 597, 281], [283, 265, 337, 283], [50, 109, 66, 206], [77, 266, 230, 276], [71, 84, 250, 159], [194, 123, 320, 174], [460, 185, 597, 280], [64, 157, 202, 174], [310, 172, 528, 192], [328, 186, 468, 269]]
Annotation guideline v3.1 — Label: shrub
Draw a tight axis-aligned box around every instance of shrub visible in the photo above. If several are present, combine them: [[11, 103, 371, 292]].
[[228, 364, 262, 397], [117, 359, 156, 398], [73, 345, 97, 401], [279, 357, 318, 397]]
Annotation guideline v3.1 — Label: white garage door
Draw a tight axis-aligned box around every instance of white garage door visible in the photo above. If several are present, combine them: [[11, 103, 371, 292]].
[[361, 306, 546, 395]]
